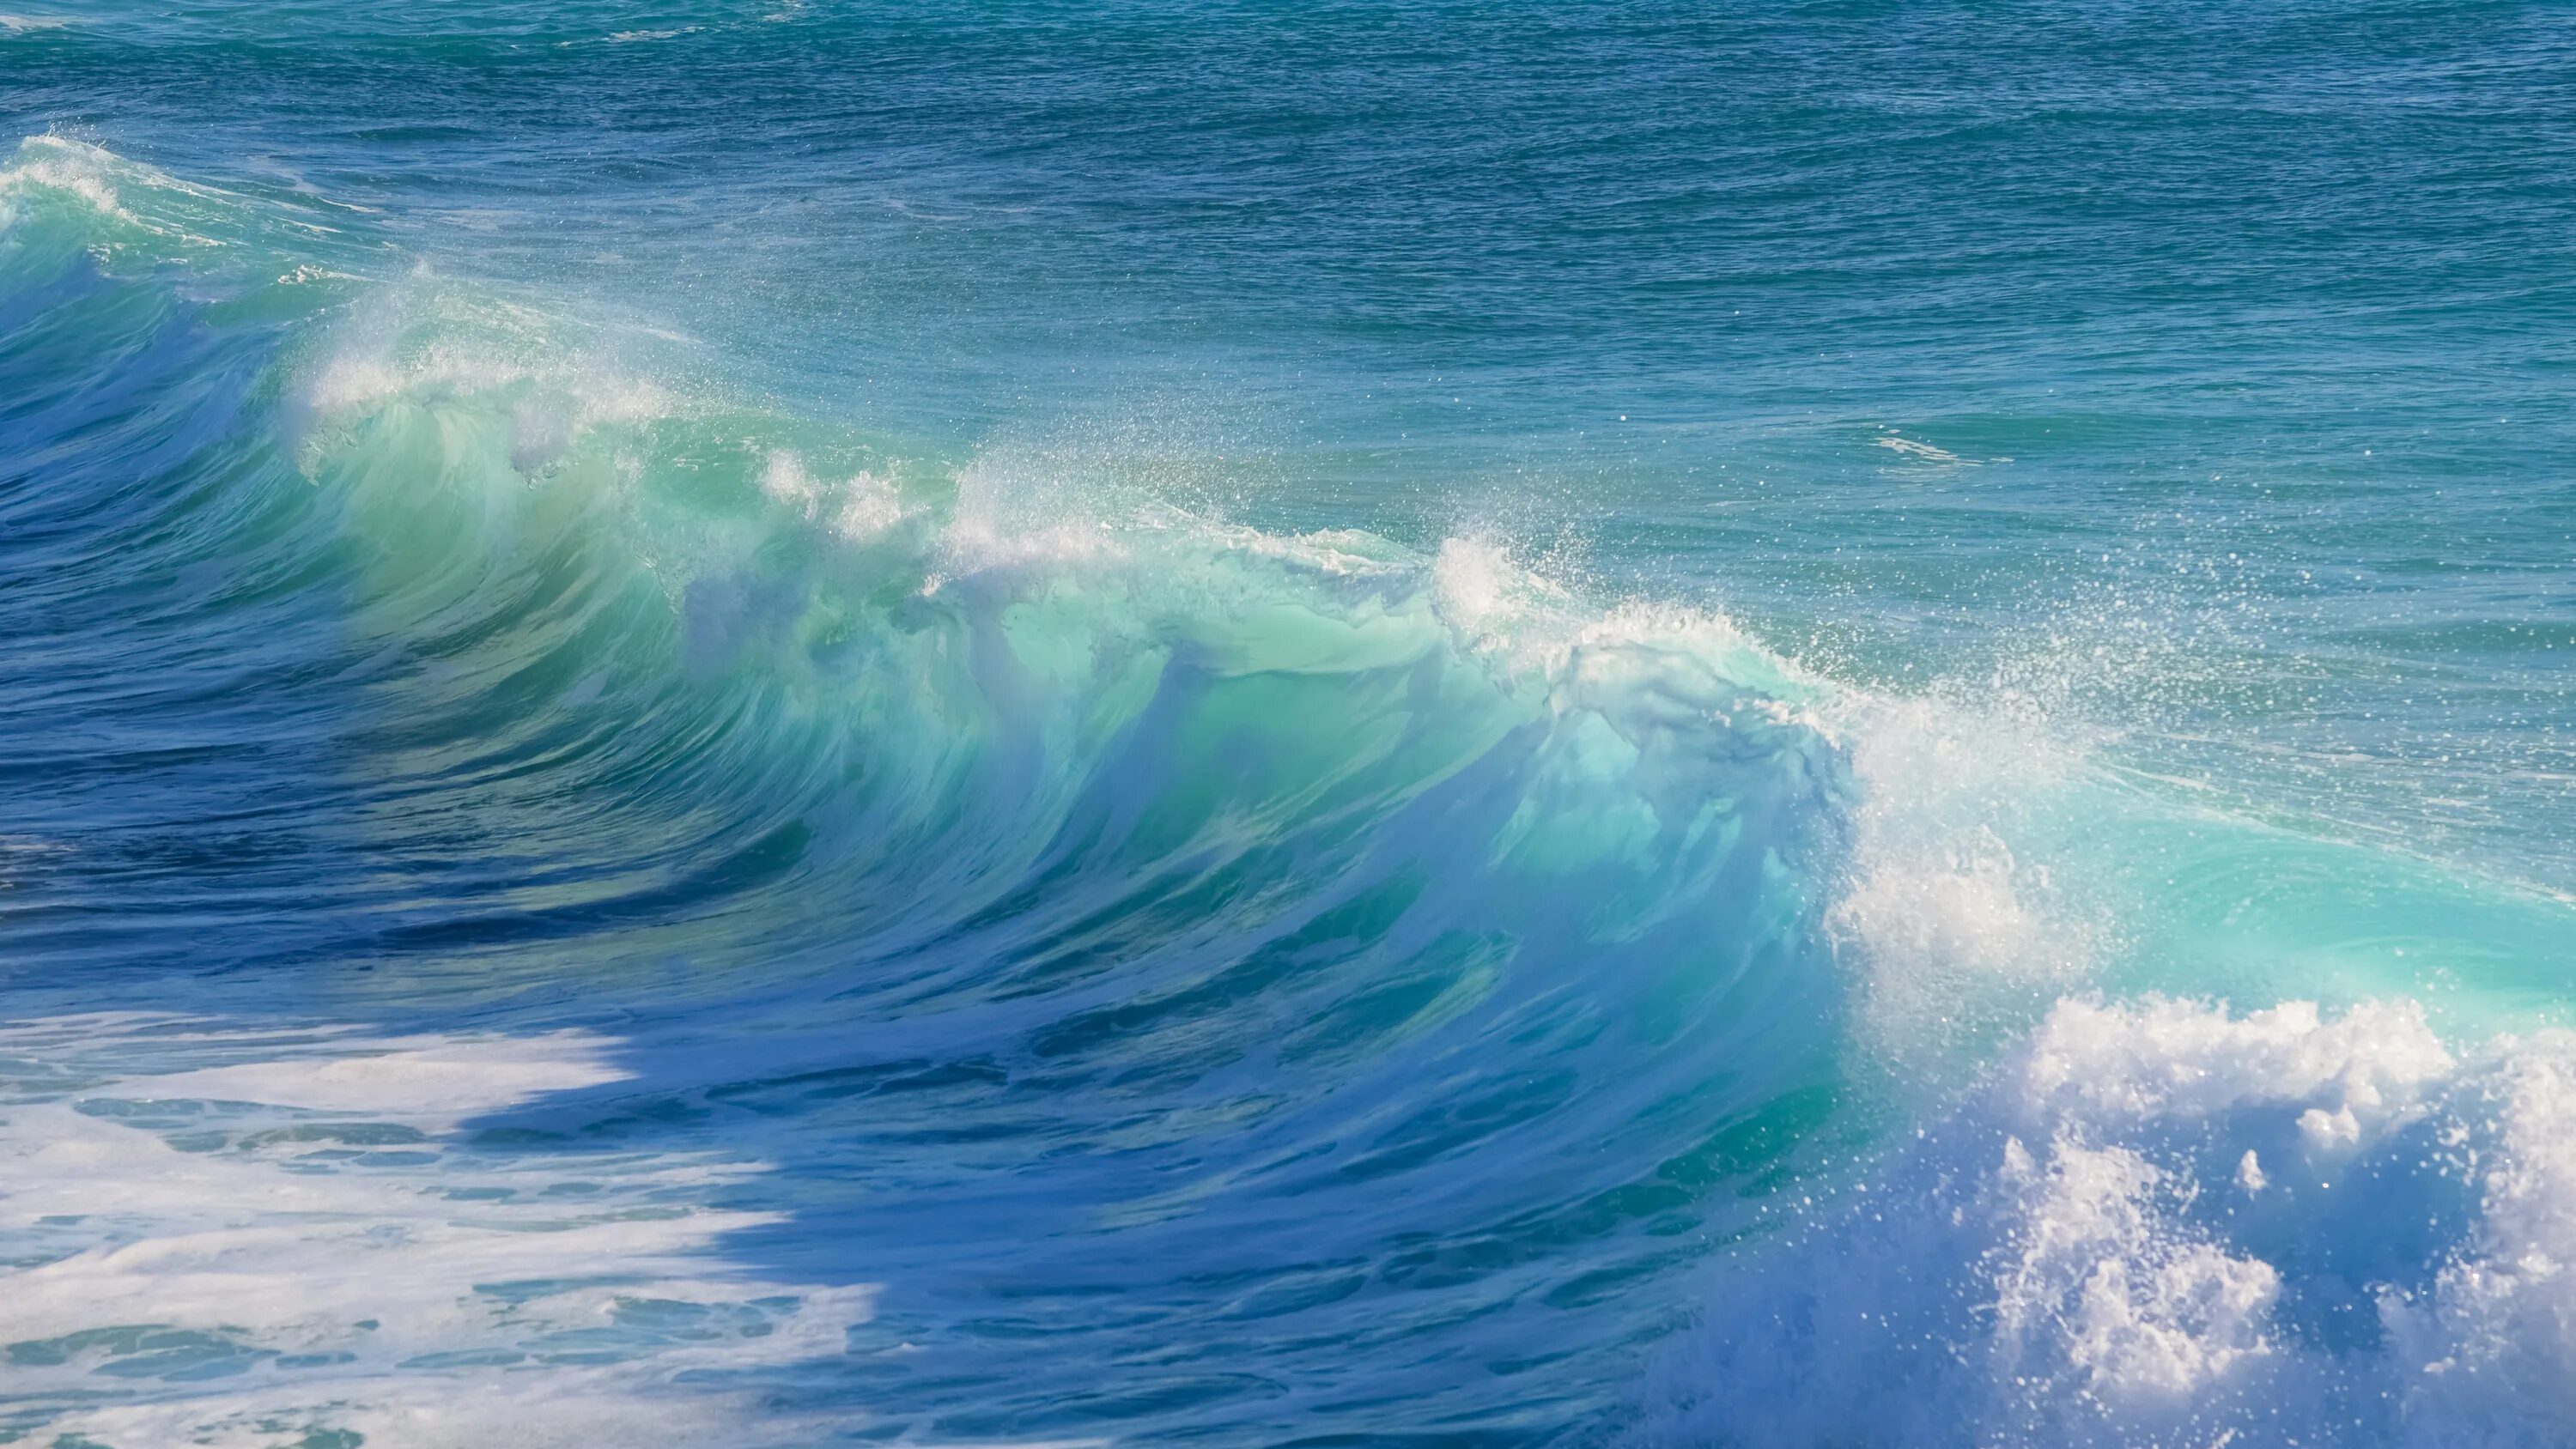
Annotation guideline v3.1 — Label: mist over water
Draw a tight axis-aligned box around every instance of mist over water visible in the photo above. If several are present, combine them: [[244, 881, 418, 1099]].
[[4, 5, 2574, 1446]]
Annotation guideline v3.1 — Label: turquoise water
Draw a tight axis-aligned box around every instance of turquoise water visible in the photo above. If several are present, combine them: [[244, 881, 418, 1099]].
[[3, 4, 2574, 1446]]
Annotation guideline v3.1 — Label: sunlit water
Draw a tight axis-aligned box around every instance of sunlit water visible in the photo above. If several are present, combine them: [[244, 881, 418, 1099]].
[[4, 5, 2574, 1446]]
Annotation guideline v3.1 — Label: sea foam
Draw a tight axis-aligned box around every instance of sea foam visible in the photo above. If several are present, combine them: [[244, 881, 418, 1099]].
[[0, 1018, 882, 1448], [1632, 995, 2576, 1449]]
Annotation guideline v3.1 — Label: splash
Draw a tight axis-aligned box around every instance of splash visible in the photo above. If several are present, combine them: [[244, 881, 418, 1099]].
[[1631, 997, 2576, 1448]]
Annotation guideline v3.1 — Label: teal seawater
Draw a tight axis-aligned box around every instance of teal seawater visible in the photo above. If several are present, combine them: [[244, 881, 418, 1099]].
[[3, 4, 2573, 1446]]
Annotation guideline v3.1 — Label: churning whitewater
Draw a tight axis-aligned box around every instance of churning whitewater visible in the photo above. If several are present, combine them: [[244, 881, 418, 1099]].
[[5, 9, 2575, 1442]]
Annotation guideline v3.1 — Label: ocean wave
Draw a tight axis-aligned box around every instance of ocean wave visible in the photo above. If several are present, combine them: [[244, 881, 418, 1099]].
[[10, 133, 2576, 1447], [3, 135, 1856, 1440]]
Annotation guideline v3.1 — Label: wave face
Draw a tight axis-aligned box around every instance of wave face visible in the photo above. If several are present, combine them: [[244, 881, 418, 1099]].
[[2, 137, 1857, 1445], [4, 6, 2576, 1443]]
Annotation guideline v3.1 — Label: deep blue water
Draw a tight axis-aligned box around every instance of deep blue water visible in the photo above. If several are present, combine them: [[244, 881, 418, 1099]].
[[3, 4, 2574, 1446]]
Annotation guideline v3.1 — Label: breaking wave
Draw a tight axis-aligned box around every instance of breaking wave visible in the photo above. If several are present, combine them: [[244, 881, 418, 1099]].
[[6, 136, 2575, 1447]]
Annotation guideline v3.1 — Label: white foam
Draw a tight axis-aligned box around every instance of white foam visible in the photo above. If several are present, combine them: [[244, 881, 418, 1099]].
[[296, 281, 678, 447], [835, 470, 908, 541], [1427, 537, 1808, 710], [117, 1030, 623, 1120], [760, 448, 823, 510], [1632, 996, 2576, 1448], [765, 449, 912, 541], [0, 136, 239, 250], [937, 452, 1133, 575], [2383, 1037, 2576, 1442], [1874, 433, 1975, 465], [0, 136, 136, 223], [0, 1019, 883, 1448], [1804, 661, 2154, 1085]]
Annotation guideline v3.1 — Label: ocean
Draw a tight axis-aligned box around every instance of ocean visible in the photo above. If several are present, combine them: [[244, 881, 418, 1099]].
[[3, 3, 2574, 1445]]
